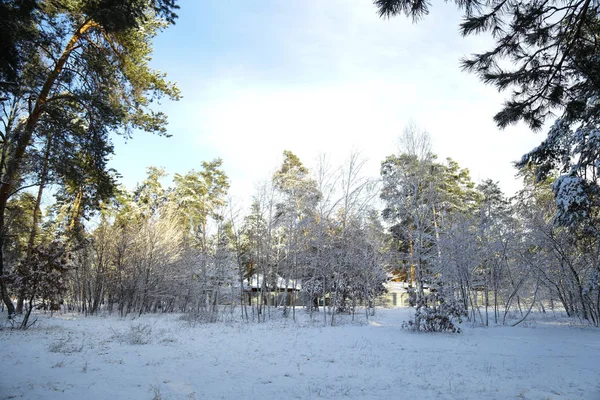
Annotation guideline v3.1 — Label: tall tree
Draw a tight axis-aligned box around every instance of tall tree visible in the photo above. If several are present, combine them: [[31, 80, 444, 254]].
[[375, 0, 599, 129], [476, 179, 512, 324], [381, 126, 438, 306], [381, 125, 477, 330], [515, 167, 600, 325], [0, 0, 180, 315], [0, 0, 38, 84], [173, 159, 230, 250], [134, 166, 168, 219], [375, 0, 600, 233], [273, 151, 319, 319]]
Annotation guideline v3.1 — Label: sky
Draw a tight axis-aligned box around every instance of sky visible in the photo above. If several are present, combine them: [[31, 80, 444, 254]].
[[108, 0, 545, 204]]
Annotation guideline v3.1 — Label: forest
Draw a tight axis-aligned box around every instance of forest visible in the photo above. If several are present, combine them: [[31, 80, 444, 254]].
[[2, 1, 600, 398], [0, 0, 599, 335]]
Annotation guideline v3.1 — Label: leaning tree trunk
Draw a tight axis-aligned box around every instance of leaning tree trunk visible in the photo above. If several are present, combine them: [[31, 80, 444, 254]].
[[0, 19, 99, 316]]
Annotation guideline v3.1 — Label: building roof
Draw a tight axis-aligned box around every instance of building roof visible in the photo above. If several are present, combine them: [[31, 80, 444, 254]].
[[244, 274, 302, 291]]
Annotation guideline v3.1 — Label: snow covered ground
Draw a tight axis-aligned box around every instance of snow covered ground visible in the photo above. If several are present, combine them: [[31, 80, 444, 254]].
[[1, 308, 598, 400]]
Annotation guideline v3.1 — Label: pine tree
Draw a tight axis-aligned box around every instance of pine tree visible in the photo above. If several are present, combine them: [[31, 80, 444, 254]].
[[381, 126, 477, 331], [173, 159, 230, 250], [375, 0, 600, 234], [0, 0, 180, 315], [273, 151, 319, 319]]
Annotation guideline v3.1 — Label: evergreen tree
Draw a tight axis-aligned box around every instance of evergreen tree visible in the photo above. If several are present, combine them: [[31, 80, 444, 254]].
[[381, 127, 439, 327], [514, 166, 600, 325], [375, 0, 600, 233], [134, 166, 169, 218], [273, 151, 319, 319], [381, 126, 478, 331], [375, 0, 599, 129], [0, 0, 180, 315], [173, 159, 229, 250], [0, 0, 38, 84]]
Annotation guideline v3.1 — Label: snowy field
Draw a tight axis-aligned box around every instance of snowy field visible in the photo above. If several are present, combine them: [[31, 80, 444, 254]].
[[1, 308, 598, 400]]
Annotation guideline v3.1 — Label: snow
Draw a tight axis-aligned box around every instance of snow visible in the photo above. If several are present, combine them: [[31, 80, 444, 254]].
[[553, 174, 589, 213], [1, 308, 599, 399]]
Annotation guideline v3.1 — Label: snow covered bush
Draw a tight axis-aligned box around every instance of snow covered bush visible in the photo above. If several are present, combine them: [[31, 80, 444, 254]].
[[404, 285, 466, 333]]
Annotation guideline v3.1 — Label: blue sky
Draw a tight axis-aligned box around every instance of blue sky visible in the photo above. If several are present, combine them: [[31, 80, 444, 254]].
[[108, 0, 544, 202]]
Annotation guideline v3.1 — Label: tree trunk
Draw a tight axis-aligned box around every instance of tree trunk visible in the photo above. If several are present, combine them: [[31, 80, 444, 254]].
[[0, 20, 98, 315], [0, 210, 15, 315], [16, 134, 53, 314]]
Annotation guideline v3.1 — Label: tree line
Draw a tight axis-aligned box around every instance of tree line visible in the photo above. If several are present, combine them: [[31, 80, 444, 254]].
[[382, 125, 599, 331], [374, 0, 600, 330], [3, 129, 599, 330]]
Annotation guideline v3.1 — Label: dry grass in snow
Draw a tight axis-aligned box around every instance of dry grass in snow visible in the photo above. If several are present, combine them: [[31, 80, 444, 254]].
[[0, 308, 598, 399]]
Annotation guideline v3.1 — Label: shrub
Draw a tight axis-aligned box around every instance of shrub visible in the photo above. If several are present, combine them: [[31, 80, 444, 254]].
[[404, 284, 466, 333]]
